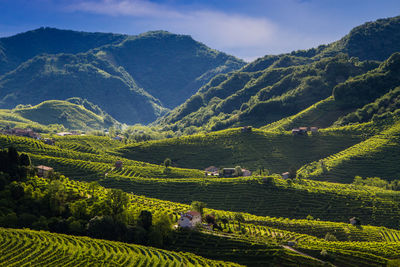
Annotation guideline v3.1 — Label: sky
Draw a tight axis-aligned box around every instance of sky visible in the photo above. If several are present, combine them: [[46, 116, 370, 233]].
[[1, 0, 400, 61]]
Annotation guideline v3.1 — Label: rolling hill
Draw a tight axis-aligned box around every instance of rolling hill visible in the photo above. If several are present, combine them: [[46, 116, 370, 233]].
[[0, 28, 245, 124], [156, 15, 400, 133], [12, 100, 119, 130]]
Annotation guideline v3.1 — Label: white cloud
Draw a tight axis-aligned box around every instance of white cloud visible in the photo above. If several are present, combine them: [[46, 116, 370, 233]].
[[67, 0, 278, 58]]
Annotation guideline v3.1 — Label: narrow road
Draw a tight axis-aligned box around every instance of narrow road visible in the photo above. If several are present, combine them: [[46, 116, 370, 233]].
[[282, 245, 335, 266]]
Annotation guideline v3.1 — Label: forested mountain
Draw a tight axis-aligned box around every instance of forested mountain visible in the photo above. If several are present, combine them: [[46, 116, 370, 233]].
[[156, 15, 400, 132], [0, 28, 245, 124]]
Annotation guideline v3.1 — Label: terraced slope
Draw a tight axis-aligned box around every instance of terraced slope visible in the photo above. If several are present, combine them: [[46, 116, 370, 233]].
[[262, 96, 354, 131], [101, 175, 400, 229], [0, 228, 238, 266], [114, 128, 362, 172], [0, 134, 204, 179], [299, 118, 400, 183]]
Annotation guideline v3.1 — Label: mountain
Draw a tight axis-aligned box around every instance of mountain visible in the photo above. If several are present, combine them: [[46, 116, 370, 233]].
[[0, 27, 125, 75], [0, 28, 245, 124], [0, 53, 165, 124], [156, 15, 400, 133]]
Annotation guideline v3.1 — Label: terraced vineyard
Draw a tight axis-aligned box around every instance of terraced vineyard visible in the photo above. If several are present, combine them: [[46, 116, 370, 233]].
[[0, 228, 239, 266], [101, 175, 400, 229], [299, 119, 400, 183], [0, 134, 204, 179], [262, 96, 354, 131], [113, 127, 362, 172]]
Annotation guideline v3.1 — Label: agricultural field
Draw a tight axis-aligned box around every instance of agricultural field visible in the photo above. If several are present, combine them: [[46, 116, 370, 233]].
[[112, 127, 362, 172], [0, 228, 240, 266]]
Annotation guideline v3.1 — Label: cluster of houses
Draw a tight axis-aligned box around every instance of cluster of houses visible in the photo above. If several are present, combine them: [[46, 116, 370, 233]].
[[0, 128, 41, 139], [204, 166, 252, 177], [291, 126, 318, 135]]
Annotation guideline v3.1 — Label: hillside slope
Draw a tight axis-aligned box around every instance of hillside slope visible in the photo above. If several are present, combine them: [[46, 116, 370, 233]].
[[0, 228, 239, 266], [0, 53, 165, 124], [0, 28, 245, 125], [157, 15, 400, 133], [13, 100, 119, 130], [113, 127, 362, 172]]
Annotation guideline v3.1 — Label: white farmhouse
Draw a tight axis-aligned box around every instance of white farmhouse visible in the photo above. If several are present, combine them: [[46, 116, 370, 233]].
[[178, 211, 202, 228]]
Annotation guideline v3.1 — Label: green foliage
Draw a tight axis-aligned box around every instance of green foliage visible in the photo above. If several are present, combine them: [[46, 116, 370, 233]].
[[191, 201, 206, 216], [13, 100, 120, 130], [0, 28, 244, 124]]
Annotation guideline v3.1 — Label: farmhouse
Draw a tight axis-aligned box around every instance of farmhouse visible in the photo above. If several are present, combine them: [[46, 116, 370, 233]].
[[205, 166, 219, 173], [222, 168, 236, 177], [56, 132, 72, 136], [349, 217, 361, 226], [282, 172, 290, 179], [36, 165, 54, 178], [241, 126, 252, 133], [292, 127, 308, 135], [242, 169, 252, 176], [178, 211, 202, 228]]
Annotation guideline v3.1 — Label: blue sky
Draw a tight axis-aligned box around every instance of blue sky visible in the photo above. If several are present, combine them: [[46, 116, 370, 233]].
[[1, 0, 400, 61]]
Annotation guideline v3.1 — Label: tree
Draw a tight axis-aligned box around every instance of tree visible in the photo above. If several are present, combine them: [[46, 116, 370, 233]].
[[191, 201, 206, 216], [289, 166, 297, 179], [138, 210, 153, 231], [19, 153, 31, 166], [164, 158, 171, 168], [107, 189, 129, 221], [234, 166, 243, 177]]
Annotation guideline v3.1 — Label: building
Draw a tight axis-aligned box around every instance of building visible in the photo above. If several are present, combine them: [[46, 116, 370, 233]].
[[282, 172, 290, 179], [242, 169, 252, 176], [36, 165, 54, 178], [205, 166, 219, 173], [292, 128, 307, 135], [310, 127, 319, 133], [56, 132, 72, 136], [222, 168, 236, 177], [241, 126, 252, 133], [178, 211, 202, 228], [349, 217, 361, 226]]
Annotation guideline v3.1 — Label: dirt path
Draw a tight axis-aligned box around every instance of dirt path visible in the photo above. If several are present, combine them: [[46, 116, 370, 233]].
[[282, 245, 335, 266]]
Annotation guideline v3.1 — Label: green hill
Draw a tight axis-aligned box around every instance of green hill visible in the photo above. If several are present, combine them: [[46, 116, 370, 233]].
[[0, 28, 245, 124], [113, 127, 362, 173], [157, 16, 400, 134], [299, 117, 400, 183], [12, 100, 119, 130], [0, 27, 125, 75], [0, 53, 166, 124]]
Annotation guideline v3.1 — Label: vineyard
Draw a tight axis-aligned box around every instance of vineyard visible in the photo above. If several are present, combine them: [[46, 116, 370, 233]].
[[299, 119, 400, 182], [2, 130, 400, 266], [0, 134, 204, 179], [0, 228, 239, 266], [113, 127, 362, 172]]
